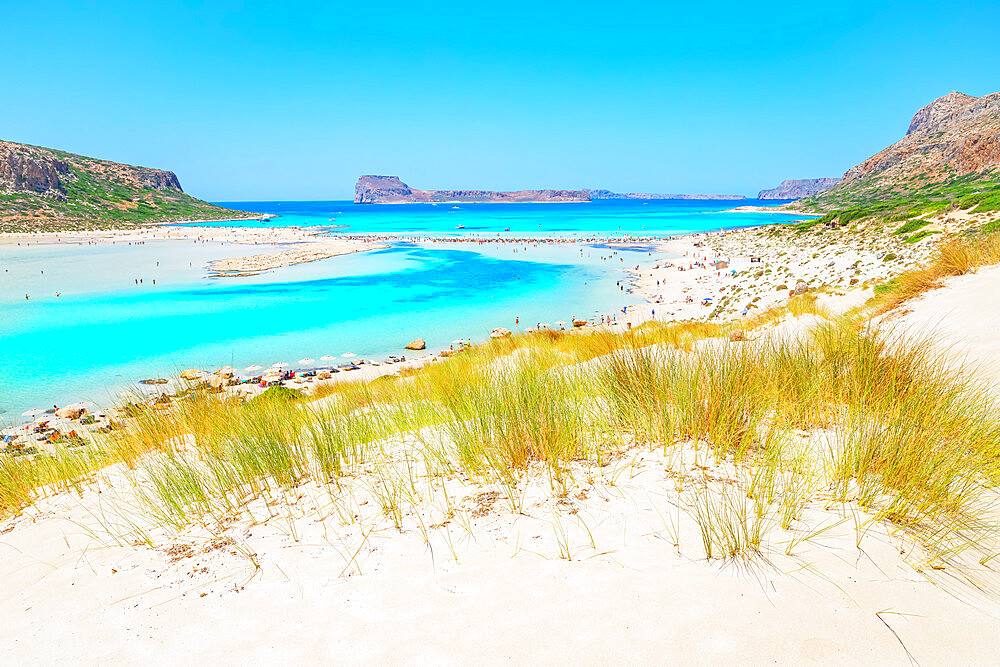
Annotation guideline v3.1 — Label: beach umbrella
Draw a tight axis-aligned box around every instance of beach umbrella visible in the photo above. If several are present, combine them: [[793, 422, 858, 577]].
[[215, 366, 234, 376], [22, 408, 44, 417], [245, 364, 263, 372], [271, 362, 289, 368], [298, 358, 315, 365], [320, 355, 336, 361], [555, 320, 566, 326], [341, 352, 357, 358], [451, 339, 466, 347]]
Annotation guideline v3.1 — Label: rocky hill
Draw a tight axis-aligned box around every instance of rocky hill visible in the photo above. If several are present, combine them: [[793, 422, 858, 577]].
[[355, 175, 590, 204], [757, 178, 841, 200], [798, 91, 1000, 212], [0, 140, 253, 231]]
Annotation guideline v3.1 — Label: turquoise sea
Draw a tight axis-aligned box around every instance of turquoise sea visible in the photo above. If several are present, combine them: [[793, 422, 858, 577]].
[[0, 199, 804, 423]]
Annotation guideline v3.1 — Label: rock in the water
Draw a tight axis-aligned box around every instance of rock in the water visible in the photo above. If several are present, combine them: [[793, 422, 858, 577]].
[[140, 378, 168, 385], [490, 327, 512, 338], [406, 338, 426, 350], [55, 406, 86, 420]]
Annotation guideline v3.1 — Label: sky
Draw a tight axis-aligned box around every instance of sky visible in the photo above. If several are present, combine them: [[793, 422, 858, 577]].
[[1, 1, 998, 201]]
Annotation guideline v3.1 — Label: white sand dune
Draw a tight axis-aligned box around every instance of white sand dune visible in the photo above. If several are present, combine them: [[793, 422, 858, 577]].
[[3, 443, 1000, 664], [882, 264, 1000, 387], [5, 231, 1000, 662]]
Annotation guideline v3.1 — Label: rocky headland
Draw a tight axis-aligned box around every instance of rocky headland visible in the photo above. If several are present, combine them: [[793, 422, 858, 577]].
[[797, 90, 1000, 212], [756, 178, 841, 200], [0, 140, 256, 231]]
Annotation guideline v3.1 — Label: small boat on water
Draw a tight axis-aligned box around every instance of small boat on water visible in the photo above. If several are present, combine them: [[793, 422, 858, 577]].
[[456, 224, 465, 229], [504, 228, 511, 231]]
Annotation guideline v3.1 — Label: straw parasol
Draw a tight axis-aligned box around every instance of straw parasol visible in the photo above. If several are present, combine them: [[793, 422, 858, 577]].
[[298, 358, 315, 365], [271, 362, 290, 368], [245, 364, 263, 372], [341, 352, 357, 358], [21, 408, 44, 417], [320, 355, 336, 361]]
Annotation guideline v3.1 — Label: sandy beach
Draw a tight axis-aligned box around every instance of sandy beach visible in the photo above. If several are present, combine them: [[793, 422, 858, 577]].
[[0, 224, 388, 275], [5, 259, 1000, 662], [5, 210, 1000, 663]]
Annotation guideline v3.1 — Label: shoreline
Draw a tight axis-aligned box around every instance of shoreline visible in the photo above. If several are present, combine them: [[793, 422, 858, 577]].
[[0, 216, 939, 425], [13, 198, 998, 424], [6, 233, 1000, 662], [0, 224, 388, 275], [722, 204, 811, 214]]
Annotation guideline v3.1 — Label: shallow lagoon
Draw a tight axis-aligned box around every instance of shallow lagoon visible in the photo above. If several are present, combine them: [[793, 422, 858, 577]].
[[0, 239, 662, 423], [0, 198, 806, 423]]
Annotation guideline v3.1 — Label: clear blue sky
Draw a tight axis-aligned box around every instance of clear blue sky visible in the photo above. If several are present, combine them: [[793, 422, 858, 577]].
[[2, 1, 998, 200]]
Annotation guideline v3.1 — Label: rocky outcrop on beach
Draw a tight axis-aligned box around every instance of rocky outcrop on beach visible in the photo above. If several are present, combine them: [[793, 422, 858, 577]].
[[584, 189, 746, 200], [756, 178, 841, 200], [0, 139, 254, 231], [799, 90, 1000, 210], [355, 175, 590, 204]]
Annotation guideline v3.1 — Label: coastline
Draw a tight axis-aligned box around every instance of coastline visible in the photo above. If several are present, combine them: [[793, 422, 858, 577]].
[[0, 215, 937, 421], [722, 204, 811, 214], [9, 198, 997, 423], [0, 224, 388, 275], [6, 212, 1000, 663], [6, 228, 1000, 663]]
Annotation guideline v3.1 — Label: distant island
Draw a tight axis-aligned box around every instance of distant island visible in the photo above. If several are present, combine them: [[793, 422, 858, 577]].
[[354, 175, 747, 204], [584, 189, 746, 201], [757, 178, 841, 200], [354, 175, 590, 204], [0, 140, 255, 232]]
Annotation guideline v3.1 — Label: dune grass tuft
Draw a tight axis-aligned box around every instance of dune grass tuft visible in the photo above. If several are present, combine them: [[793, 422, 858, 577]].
[[4, 286, 1000, 572]]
